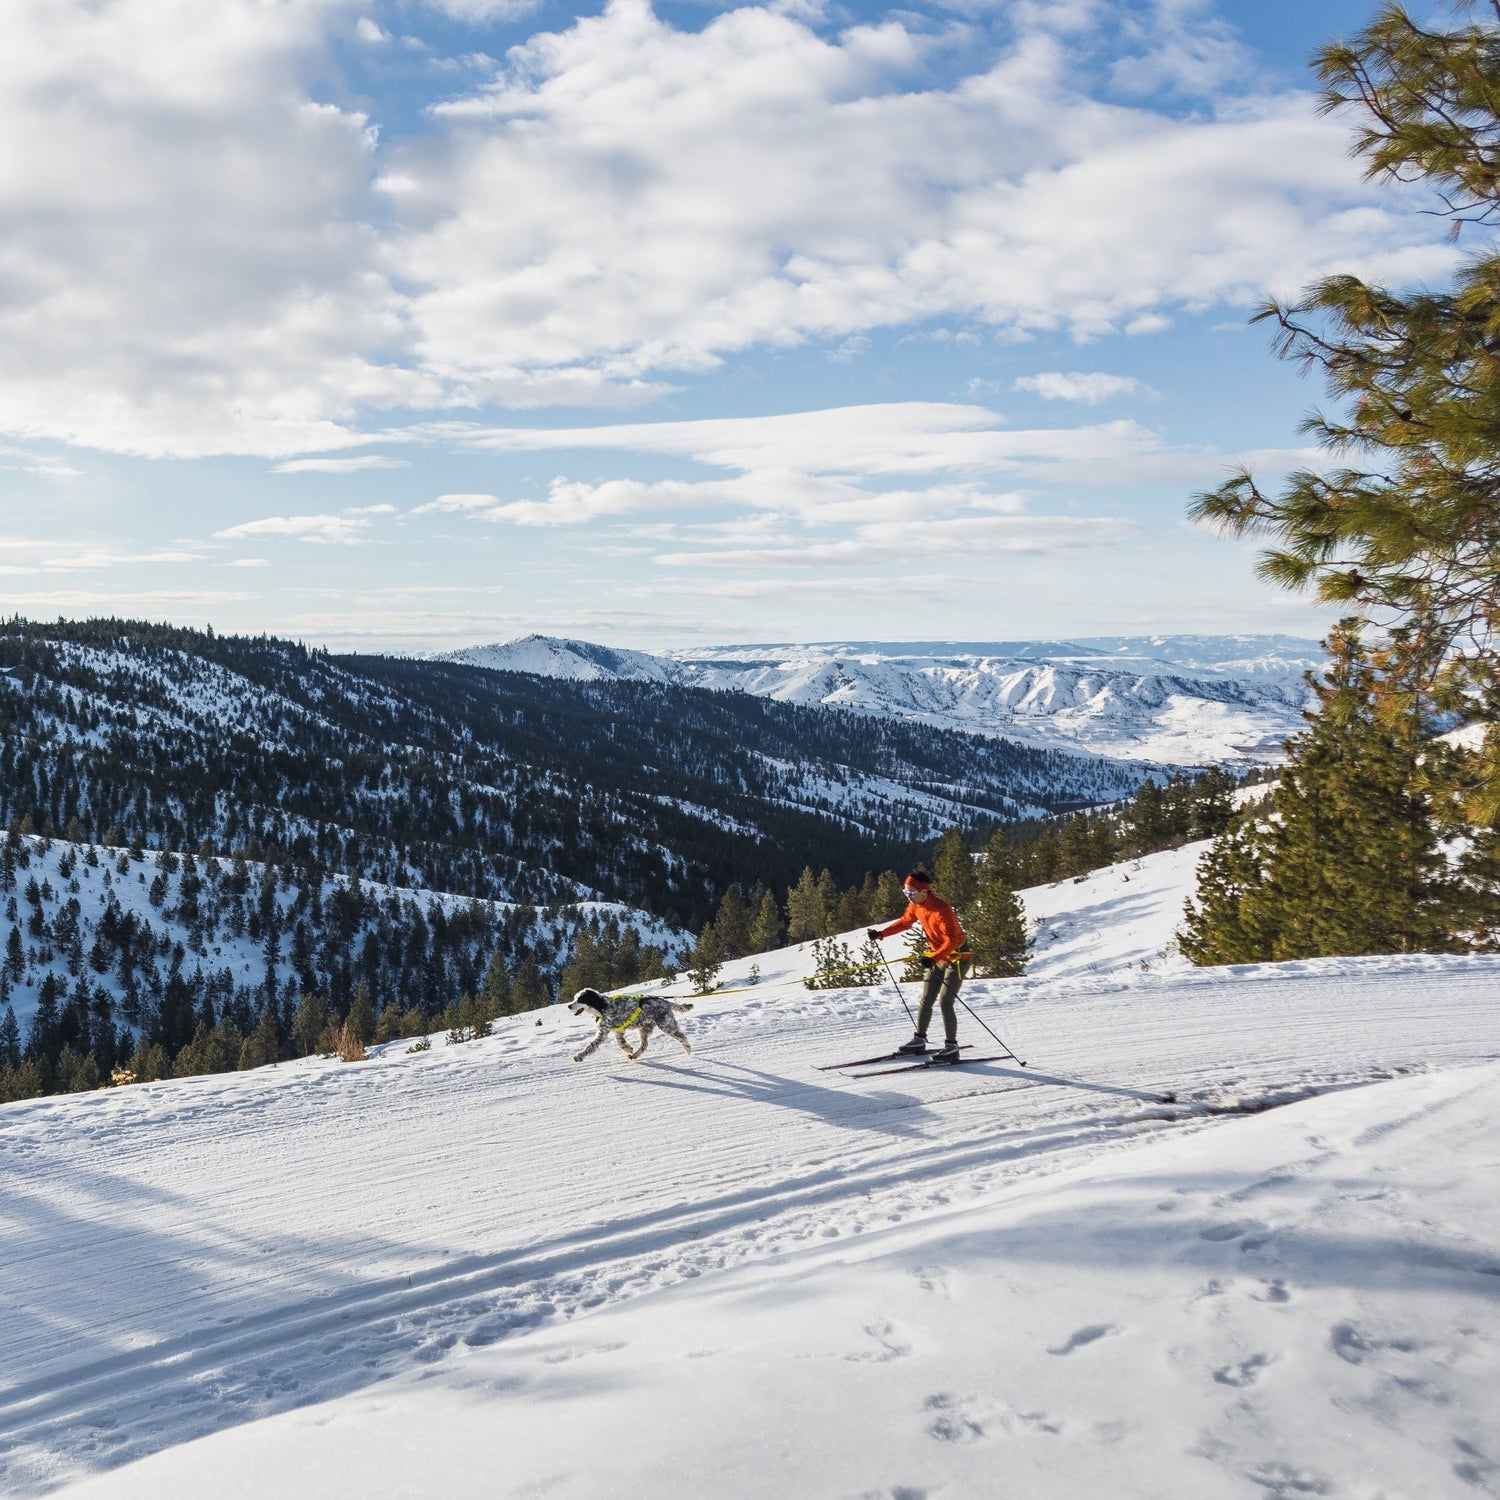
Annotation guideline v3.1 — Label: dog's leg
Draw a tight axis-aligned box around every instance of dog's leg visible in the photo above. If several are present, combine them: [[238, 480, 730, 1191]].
[[615, 1027, 634, 1057], [659, 1013, 693, 1055], [573, 1025, 608, 1063], [627, 1023, 653, 1060]]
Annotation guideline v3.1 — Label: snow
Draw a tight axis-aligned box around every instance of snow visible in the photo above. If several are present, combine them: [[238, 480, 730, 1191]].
[[5, 844, 1500, 1499], [441, 634, 1320, 766]]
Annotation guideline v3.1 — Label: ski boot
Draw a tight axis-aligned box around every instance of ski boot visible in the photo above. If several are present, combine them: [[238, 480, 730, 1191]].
[[897, 1032, 929, 1055], [930, 1041, 961, 1064]]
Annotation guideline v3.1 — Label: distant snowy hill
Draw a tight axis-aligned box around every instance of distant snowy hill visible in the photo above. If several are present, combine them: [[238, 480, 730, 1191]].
[[9, 843, 1500, 1500], [441, 634, 1321, 766]]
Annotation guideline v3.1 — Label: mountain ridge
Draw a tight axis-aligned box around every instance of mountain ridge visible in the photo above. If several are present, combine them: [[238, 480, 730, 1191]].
[[437, 633, 1321, 765]]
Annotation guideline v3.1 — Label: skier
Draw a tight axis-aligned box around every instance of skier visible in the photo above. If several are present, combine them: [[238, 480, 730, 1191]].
[[868, 870, 968, 1063]]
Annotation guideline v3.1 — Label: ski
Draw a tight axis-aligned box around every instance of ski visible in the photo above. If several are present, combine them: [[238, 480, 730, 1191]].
[[815, 1044, 973, 1072], [848, 1053, 1014, 1078]]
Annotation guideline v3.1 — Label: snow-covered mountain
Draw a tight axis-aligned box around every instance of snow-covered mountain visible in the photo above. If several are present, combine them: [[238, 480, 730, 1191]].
[[440, 634, 1322, 766], [1, 618, 1161, 953], [8, 843, 1499, 1499]]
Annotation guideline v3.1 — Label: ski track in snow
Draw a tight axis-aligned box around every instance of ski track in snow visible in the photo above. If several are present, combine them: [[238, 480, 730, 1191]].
[[2, 845, 1499, 1497]]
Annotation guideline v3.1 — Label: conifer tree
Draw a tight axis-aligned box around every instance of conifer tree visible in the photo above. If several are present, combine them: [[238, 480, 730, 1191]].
[[871, 869, 906, 924], [785, 867, 825, 943], [480, 950, 512, 1015], [712, 885, 752, 959], [687, 921, 723, 994], [748, 888, 783, 954], [510, 959, 550, 1011], [967, 856, 1031, 978], [1177, 818, 1277, 966], [931, 828, 977, 916], [814, 869, 839, 935], [26, 974, 59, 1061], [238, 1007, 280, 1070], [1180, 622, 1463, 963], [291, 991, 329, 1057], [0, 1002, 20, 1069], [1188, 1, 1500, 817], [346, 979, 376, 1046]]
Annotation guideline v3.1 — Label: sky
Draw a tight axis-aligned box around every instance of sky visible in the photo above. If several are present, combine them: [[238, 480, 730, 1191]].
[[0, 0, 1464, 653]]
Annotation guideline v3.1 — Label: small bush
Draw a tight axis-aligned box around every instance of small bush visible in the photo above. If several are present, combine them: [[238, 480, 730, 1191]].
[[332, 1020, 366, 1063]]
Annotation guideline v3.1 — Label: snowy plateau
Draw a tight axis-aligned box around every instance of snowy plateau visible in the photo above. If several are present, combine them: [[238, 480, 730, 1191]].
[[439, 634, 1324, 767], [5, 843, 1499, 1500]]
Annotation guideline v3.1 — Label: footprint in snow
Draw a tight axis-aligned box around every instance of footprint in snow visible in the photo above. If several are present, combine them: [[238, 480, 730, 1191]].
[[1453, 1437, 1498, 1488], [1245, 1460, 1332, 1496], [1048, 1323, 1118, 1356], [1214, 1353, 1274, 1388], [924, 1392, 1060, 1443], [1250, 1280, 1292, 1304], [1199, 1219, 1267, 1242], [1328, 1321, 1420, 1366], [845, 1320, 911, 1364]]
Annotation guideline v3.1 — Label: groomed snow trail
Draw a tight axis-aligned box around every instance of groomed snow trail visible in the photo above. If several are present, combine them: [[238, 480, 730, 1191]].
[[2, 849, 1499, 1496]]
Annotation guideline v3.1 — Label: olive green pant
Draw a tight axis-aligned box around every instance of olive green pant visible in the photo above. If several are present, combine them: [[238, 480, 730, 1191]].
[[915, 961, 963, 1044]]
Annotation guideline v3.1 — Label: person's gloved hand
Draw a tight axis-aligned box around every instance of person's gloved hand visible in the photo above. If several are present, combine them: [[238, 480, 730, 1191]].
[[919, 955, 935, 969], [866, 928, 882, 943]]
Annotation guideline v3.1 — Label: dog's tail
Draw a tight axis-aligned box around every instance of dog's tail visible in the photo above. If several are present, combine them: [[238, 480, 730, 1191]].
[[671, 1001, 695, 1013]]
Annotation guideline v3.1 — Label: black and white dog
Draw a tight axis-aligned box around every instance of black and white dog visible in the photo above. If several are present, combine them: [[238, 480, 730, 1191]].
[[568, 988, 694, 1063]]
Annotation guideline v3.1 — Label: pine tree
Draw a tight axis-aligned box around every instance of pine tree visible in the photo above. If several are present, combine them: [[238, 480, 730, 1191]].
[[0, 1002, 20, 1070], [687, 921, 723, 994], [479, 949, 512, 1016], [238, 1007, 280, 1069], [26, 974, 60, 1061], [967, 862, 1031, 978], [931, 828, 977, 916], [510, 959, 550, 1012], [748, 888, 783, 954], [1179, 622, 1463, 964], [346, 980, 376, 1045], [1177, 818, 1277, 966], [785, 867, 825, 943], [713, 886, 752, 959], [814, 869, 838, 936], [291, 992, 329, 1057], [1188, 2, 1500, 818], [871, 868, 906, 925]]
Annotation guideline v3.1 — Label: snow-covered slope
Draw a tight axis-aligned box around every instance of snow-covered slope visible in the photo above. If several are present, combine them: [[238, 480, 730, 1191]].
[[441, 635, 1319, 766], [6, 844, 1500, 1499], [436, 634, 681, 683]]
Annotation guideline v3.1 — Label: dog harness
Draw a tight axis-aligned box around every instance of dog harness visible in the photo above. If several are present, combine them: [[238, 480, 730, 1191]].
[[610, 1003, 644, 1032]]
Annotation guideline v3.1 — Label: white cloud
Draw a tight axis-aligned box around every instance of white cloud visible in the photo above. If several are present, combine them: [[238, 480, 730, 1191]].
[[409, 493, 505, 517], [386, 0, 1454, 397], [355, 17, 389, 43], [655, 514, 1136, 567], [214, 513, 378, 545], [421, 0, 542, 21], [456, 402, 1169, 481], [0, 0, 1461, 460], [1014, 371, 1145, 403], [0, 0, 431, 459], [272, 455, 409, 474]]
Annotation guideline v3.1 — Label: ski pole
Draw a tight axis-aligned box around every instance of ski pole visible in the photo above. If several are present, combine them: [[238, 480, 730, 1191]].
[[876, 948, 919, 1030], [956, 988, 1027, 1066]]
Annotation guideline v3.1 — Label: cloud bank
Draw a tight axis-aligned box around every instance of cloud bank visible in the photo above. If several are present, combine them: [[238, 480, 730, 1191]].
[[0, 0, 1457, 461]]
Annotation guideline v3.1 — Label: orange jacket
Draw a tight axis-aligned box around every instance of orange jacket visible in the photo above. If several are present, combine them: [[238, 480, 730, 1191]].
[[877, 894, 967, 964]]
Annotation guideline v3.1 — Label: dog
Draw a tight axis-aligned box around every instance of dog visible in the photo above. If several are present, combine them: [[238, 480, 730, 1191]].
[[568, 988, 694, 1062]]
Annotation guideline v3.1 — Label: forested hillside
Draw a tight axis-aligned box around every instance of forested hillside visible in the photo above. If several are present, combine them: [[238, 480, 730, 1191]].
[[0, 618, 1155, 931]]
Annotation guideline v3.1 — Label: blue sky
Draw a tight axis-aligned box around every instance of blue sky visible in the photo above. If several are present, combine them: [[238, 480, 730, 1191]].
[[0, 0, 1460, 652]]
